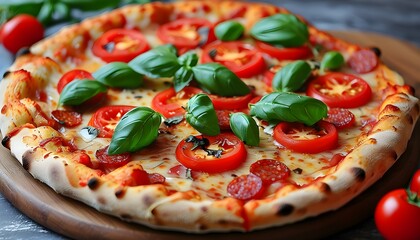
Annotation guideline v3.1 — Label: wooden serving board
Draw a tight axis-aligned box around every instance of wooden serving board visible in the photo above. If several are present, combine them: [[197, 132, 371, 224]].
[[0, 31, 419, 240]]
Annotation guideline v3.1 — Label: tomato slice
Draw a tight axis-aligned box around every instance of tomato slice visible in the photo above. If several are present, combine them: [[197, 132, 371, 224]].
[[95, 145, 131, 172], [92, 28, 150, 63], [325, 108, 356, 129], [88, 105, 134, 138], [273, 121, 338, 154], [262, 64, 283, 87], [175, 133, 247, 173], [209, 90, 254, 110], [255, 41, 312, 61], [157, 18, 215, 53], [306, 73, 372, 108], [250, 159, 291, 185], [151, 87, 203, 118], [51, 110, 82, 128], [201, 41, 266, 78], [348, 49, 378, 74], [227, 174, 265, 200]]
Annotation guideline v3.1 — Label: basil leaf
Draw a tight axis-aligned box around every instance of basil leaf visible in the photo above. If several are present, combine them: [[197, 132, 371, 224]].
[[59, 0, 120, 11], [320, 51, 345, 71], [93, 62, 144, 89], [250, 92, 327, 126], [37, 1, 54, 26], [178, 51, 198, 68], [0, 1, 44, 22], [186, 94, 220, 136], [108, 107, 161, 155], [173, 66, 194, 92], [272, 60, 311, 92], [128, 45, 181, 78], [192, 63, 250, 97], [215, 20, 244, 41], [230, 113, 259, 146], [59, 80, 107, 106], [250, 14, 309, 47]]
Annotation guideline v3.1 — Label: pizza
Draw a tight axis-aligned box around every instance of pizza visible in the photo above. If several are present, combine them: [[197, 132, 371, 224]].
[[0, 0, 418, 234]]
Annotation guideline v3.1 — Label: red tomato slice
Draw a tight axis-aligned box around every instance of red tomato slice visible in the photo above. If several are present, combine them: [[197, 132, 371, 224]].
[[209, 90, 254, 110], [250, 159, 291, 185], [201, 41, 266, 78], [348, 49, 379, 74], [95, 145, 131, 172], [51, 110, 82, 128], [168, 164, 201, 180], [273, 121, 338, 154], [306, 73, 372, 108], [92, 28, 150, 63], [262, 64, 282, 87], [175, 133, 247, 173], [325, 108, 356, 129], [88, 105, 134, 138], [157, 18, 215, 53], [151, 87, 203, 118], [227, 174, 264, 200], [255, 41, 312, 61]]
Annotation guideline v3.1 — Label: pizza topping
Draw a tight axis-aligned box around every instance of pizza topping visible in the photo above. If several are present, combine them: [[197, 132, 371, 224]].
[[272, 60, 312, 92], [50, 110, 82, 128], [325, 108, 356, 129], [168, 164, 199, 180], [57, 69, 94, 93], [306, 73, 372, 108], [255, 41, 313, 61], [229, 112, 260, 146], [152, 87, 203, 118], [108, 107, 162, 155], [92, 28, 151, 63], [59, 80, 107, 106], [201, 41, 266, 78], [92, 62, 144, 89], [78, 126, 99, 142], [163, 115, 184, 127], [209, 90, 254, 110], [95, 145, 131, 172], [227, 174, 264, 200], [88, 105, 134, 138], [273, 121, 338, 153], [175, 133, 247, 173], [250, 92, 328, 126], [174, 51, 199, 92], [186, 94, 220, 136], [320, 51, 345, 73], [39, 136, 77, 152], [250, 14, 309, 48], [348, 49, 379, 74], [250, 159, 291, 185], [214, 20, 244, 41]]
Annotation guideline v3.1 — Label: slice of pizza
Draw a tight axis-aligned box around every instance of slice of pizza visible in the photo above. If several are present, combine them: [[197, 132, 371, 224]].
[[0, 0, 418, 233]]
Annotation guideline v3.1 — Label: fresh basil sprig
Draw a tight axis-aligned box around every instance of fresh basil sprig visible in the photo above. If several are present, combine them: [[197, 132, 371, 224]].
[[250, 92, 327, 126], [108, 107, 162, 155], [230, 113, 260, 146], [128, 44, 181, 78], [93, 62, 144, 89], [215, 20, 244, 41], [192, 63, 250, 97], [272, 60, 312, 92], [174, 51, 199, 92], [59, 80, 107, 106], [250, 14, 309, 47], [320, 51, 345, 72], [186, 94, 220, 136]]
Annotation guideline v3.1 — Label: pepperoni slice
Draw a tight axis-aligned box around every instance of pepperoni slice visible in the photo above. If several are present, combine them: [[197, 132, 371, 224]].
[[250, 159, 291, 185], [216, 110, 232, 130], [95, 145, 131, 172], [227, 174, 264, 200], [348, 49, 378, 74], [148, 173, 166, 184], [51, 110, 82, 128], [325, 108, 356, 129]]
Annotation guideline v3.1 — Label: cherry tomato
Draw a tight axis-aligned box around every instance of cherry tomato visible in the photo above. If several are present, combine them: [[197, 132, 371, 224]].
[[201, 41, 266, 78], [209, 90, 254, 110], [306, 73, 372, 108], [375, 189, 420, 240], [157, 18, 215, 54], [50, 110, 82, 128], [0, 14, 44, 54], [88, 105, 134, 138], [348, 49, 378, 74], [227, 174, 265, 200], [175, 133, 247, 173], [255, 41, 312, 61], [273, 121, 338, 154], [250, 159, 291, 185], [151, 87, 203, 118], [324, 108, 356, 129], [410, 169, 420, 194], [95, 145, 131, 172], [92, 28, 150, 63]]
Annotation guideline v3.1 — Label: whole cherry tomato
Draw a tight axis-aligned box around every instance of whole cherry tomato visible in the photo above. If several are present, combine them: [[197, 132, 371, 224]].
[[410, 169, 420, 194], [374, 188, 420, 240], [0, 14, 44, 54]]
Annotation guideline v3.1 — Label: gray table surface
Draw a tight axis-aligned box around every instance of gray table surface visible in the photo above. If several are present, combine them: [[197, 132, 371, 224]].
[[1, 0, 419, 239]]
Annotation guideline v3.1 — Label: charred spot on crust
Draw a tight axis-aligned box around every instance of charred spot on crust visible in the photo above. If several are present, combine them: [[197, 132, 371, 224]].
[[391, 150, 398, 160], [115, 188, 126, 199], [1, 136, 11, 149], [370, 47, 381, 57], [2, 71, 11, 79], [50, 165, 60, 182], [97, 196, 107, 205], [318, 182, 331, 194], [87, 177, 100, 190], [277, 203, 294, 216], [120, 214, 132, 220], [16, 47, 31, 57], [351, 167, 366, 182], [22, 150, 34, 170]]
